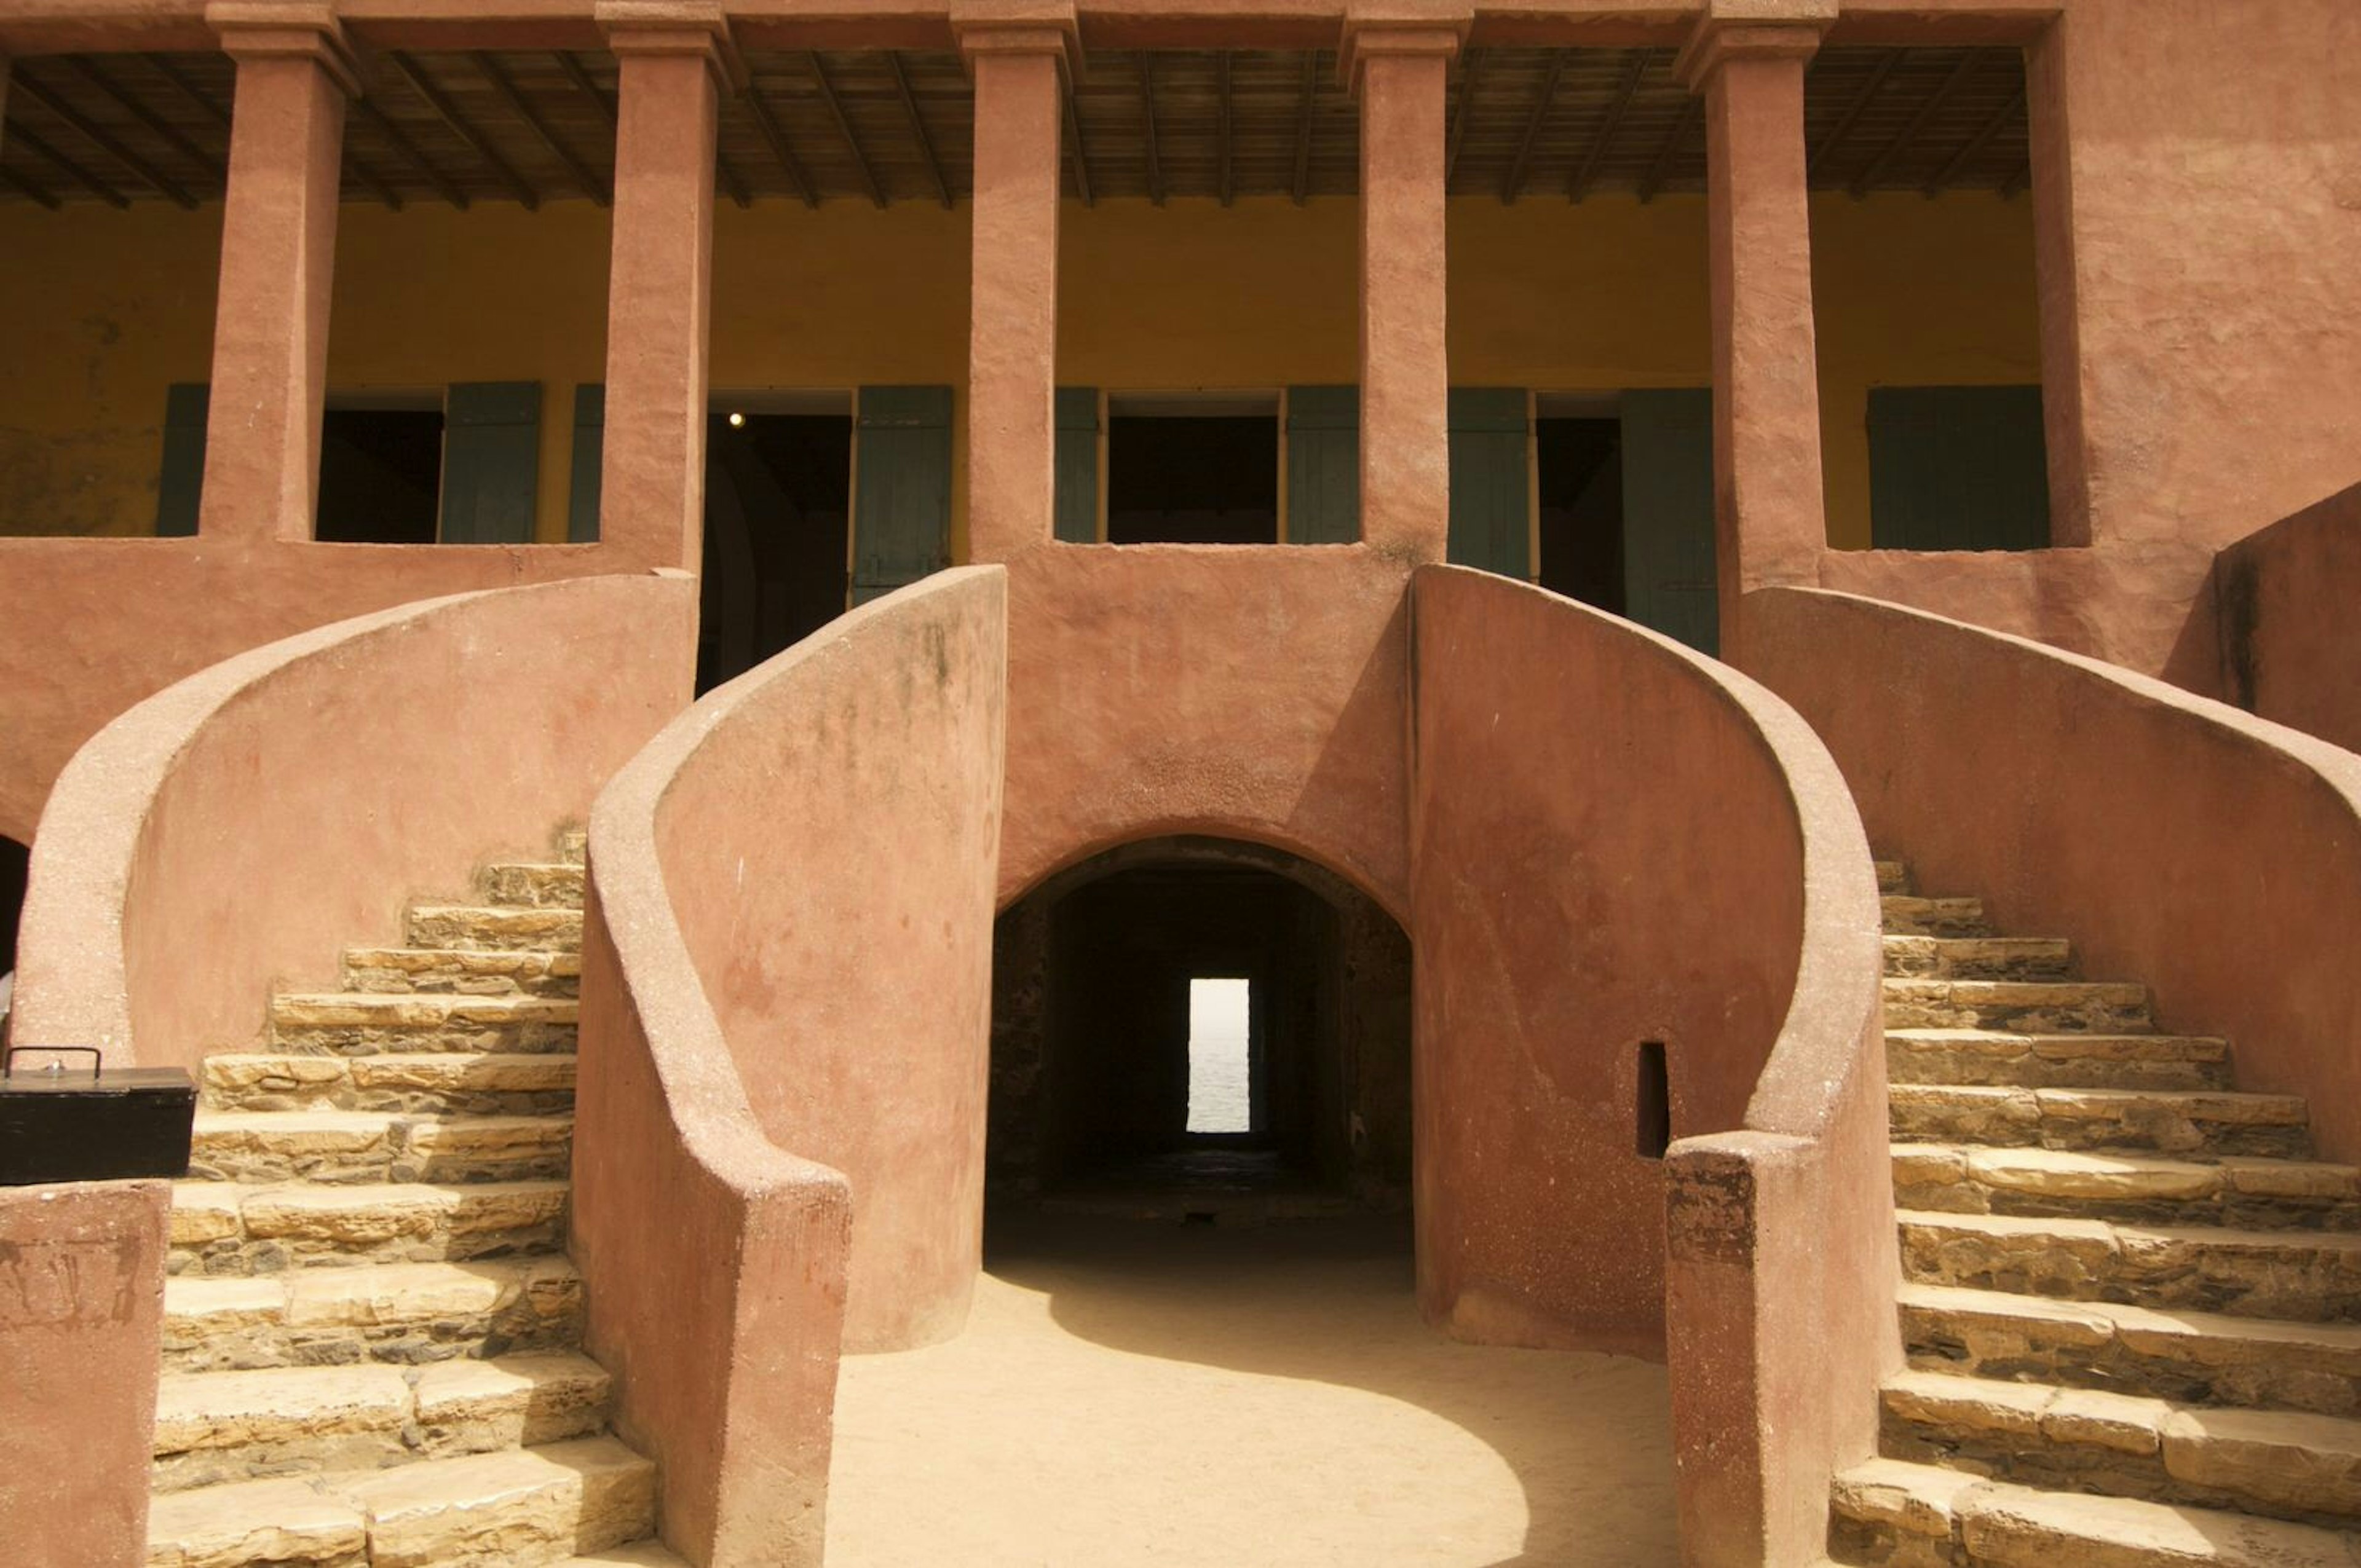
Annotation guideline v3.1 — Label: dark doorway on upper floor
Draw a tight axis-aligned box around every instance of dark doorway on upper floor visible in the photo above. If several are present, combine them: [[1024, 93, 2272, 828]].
[[1107, 396, 1281, 546], [698, 401, 855, 694]]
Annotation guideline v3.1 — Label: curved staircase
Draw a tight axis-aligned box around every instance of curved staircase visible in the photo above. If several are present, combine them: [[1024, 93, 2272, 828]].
[[146, 831, 679, 1568], [1825, 862, 2361, 1567]]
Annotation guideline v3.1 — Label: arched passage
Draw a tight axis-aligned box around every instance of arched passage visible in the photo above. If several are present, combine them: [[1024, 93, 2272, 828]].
[[988, 835, 1412, 1221]]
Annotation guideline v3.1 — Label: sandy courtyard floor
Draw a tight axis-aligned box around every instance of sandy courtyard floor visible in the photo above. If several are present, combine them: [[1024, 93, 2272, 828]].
[[823, 1216, 1676, 1567]]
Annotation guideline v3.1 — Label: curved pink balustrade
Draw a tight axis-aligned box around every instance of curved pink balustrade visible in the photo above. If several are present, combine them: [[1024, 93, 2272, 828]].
[[1749, 585, 2361, 1167], [574, 567, 1006, 1567], [1410, 565, 1893, 1568], [13, 572, 695, 1071]]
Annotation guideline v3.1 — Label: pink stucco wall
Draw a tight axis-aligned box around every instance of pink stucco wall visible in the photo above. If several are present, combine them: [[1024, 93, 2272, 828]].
[[2213, 482, 2361, 757], [0, 1179, 170, 1568], [1749, 585, 2361, 1170], [12, 572, 695, 1072], [997, 545, 1412, 920], [1408, 565, 1892, 1566]]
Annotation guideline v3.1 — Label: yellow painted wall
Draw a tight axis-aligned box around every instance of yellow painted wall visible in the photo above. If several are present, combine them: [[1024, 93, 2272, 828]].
[[0, 186, 2035, 555]]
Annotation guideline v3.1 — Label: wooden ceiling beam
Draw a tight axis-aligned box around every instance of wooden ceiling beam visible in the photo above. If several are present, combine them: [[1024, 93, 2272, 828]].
[[1806, 47, 1897, 178], [1062, 79, 1094, 207], [1924, 78, 2023, 195], [807, 51, 884, 208], [1444, 45, 1481, 190], [1568, 47, 1645, 203], [1636, 92, 1699, 204], [474, 50, 608, 204], [885, 50, 950, 209], [742, 79, 818, 207], [67, 55, 224, 184], [1502, 47, 1564, 203], [1139, 52, 1163, 205], [145, 53, 229, 131], [354, 95, 464, 208], [11, 67, 197, 207], [1216, 50, 1232, 207], [1849, 50, 1979, 197], [6, 120, 130, 207], [1290, 49, 1314, 206], [0, 162, 64, 209], [390, 50, 540, 208]]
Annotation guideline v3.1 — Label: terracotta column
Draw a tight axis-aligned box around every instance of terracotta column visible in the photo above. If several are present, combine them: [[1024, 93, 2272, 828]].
[[197, 4, 359, 543], [1675, 4, 1831, 661], [595, 1, 735, 571], [1345, 15, 1461, 563], [955, 9, 1076, 564]]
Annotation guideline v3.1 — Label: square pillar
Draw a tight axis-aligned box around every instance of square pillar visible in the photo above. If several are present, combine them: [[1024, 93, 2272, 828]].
[[595, 1, 736, 571], [1345, 15, 1463, 563], [197, 3, 360, 544], [955, 8, 1077, 564], [1676, 6, 1832, 661]]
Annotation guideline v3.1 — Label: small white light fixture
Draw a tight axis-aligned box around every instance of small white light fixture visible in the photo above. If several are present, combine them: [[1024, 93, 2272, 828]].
[[727, 411, 746, 428]]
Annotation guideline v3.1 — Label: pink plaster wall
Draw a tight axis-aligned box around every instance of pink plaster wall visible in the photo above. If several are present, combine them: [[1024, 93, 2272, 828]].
[[996, 545, 1412, 920], [0, 1179, 169, 1568], [1748, 585, 2361, 1169], [11, 573, 695, 1070], [2213, 482, 2361, 757], [1408, 565, 1892, 1566]]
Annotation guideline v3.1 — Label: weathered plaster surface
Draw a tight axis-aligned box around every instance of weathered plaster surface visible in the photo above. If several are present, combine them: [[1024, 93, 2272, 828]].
[[0, 1179, 170, 1568], [2212, 484, 2361, 756], [12, 573, 695, 1068]]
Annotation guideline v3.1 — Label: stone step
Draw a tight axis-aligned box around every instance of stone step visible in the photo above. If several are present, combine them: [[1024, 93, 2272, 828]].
[[152, 1352, 612, 1493], [1884, 895, 1993, 937], [1884, 935, 2077, 982], [331, 1435, 656, 1568], [189, 1111, 573, 1186], [1899, 1280, 2361, 1417], [1892, 1143, 2361, 1231], [345, 947, 581, 999], [479, 862, 585, 910], [1898, 1210, 2361, 1323], [1890, 1030, 2234, 1092], [1877, 860, 1912, 895], [271, 993, 578, 1056], [1828, 1456, 2360, 1568], [146, 1436, 655, 1568], [170, 1180, 569, 1275], [406, 904, 585, 955], [203, 1052, 577, 1117], [1889, 1086, 2312, 1160], [1885, 979, 2155, 1034], [1880, 1368, 2361, 1531], [162, 1256, 585, 1373]]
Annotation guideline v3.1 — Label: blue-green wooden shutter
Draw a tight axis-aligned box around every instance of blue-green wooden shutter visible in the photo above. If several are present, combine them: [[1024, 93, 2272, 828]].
[[1619, 388, 1720, 656], [1285, 385, 1358, 545], [567, 384, 604, 543], [439, 382, 542, 544], [1867, 385, 2050, 551], [155, 382, 208, 537], [1448, 388, 1531, 578], [852, 385, 953, 604], [1054, 387, 1099, 543]]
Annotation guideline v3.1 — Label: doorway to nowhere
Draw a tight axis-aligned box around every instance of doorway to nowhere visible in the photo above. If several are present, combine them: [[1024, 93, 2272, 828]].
[[987, 837, 1412, 1224]]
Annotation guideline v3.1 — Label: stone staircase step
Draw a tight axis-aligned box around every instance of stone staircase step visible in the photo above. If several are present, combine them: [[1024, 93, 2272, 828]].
[[1880, 1368, 2361, 1531], [1899, 1280, 2361, 1417], [271, 993, 577, 1055], [1890, 1030, 2233, 1091], [203, 1052, 577, 1117], [162, 1257, 585, 1373], [1889, 1086, 2312, 1160], [152, 1352, 611, 1492], [1884, 895, 1993, 937], [479, 862, 585, 910], [1884, 935, 2077, 981], [1898, 1210, 2361, 1323], [170, 1180, 569, 1275], [1892, 1143, 2361, 1230], [330, 1435, 656, 1568], [146, 1474, 367, 1568], [1886, 979, 2155, 1034], [406, 904, 585, 954], [345, 946, 581, 998], [1877, 860, 1912, 894], [189, 1111, 573, 1185], [1829, 1456, 2360, 1567]]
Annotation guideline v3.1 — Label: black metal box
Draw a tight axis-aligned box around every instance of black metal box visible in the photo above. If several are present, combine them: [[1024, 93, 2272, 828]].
[[0, 1047, 196, 1186]]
